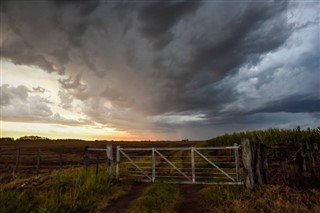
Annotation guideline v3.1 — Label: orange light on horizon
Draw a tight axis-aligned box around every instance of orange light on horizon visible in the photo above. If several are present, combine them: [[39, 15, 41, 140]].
[[0, 121, 156, 141]]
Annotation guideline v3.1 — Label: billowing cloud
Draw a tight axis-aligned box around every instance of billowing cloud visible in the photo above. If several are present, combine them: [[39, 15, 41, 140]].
[[1, 0, 319, 140]]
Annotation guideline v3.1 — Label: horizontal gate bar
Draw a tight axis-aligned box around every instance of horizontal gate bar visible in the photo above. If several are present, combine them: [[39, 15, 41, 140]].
[[119, 146, 240, 152], [194, 150, 236, 182]]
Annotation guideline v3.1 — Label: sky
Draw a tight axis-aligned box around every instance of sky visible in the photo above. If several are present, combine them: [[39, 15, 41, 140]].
[[0, 0, 319, 141]]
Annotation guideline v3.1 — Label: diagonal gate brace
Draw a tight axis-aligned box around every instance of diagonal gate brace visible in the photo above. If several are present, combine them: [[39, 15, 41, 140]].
[[194, 149, 235, 182], [120, 150, 152, 181], [155, 149, 191, 181]]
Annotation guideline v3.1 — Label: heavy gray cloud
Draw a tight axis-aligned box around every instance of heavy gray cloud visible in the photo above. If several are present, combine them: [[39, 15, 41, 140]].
[[1, 0, 319, 139]]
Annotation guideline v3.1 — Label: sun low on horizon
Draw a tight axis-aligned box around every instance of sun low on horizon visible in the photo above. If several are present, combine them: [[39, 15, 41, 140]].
[[1, 0, 319, 141]]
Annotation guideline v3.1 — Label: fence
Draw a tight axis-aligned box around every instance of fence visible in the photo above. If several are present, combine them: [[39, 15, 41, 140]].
[[84, 144, 242, 185], [2, 141, 318, 187], [0, 147, 84, 176]]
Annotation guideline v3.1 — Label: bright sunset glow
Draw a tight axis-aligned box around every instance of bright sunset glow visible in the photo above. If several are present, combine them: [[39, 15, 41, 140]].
[[1, 1, 319, 140]]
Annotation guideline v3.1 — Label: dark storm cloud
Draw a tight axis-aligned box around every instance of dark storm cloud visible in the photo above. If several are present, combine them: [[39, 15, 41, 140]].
[[1, 40, 65, 74], [138, 0, 201, 49], [252, 96, 320, 114], [53, 0, 100, 16], [101, 86, 133, 108], [139, 0, 293, 119], [139, 0, 201, 38], [160, 1, 290, 85]]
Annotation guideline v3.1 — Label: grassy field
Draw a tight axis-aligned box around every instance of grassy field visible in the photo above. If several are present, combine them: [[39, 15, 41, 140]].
[[1, 167, 319, 213]]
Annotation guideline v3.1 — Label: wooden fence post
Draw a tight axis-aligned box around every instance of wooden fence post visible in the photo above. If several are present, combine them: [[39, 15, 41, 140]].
[[106, 145, 113, 178], [255, 143, 264, 185], [242, 139, 270, 188], [116, 146, 120, 180], [83, 146, 89, 170], [36, 148, 41, 175], [95, 155, 99, 179], [306, 142, 316, 176], [191, 147, 195, 183], [314, 143, 319, 161], [242, 139, 255, 189], [234, 143, 240, 182], [14, 148, 21, 175], [261, 144, 270, 184], [152, 148, 155, 182], [59, 151, 63, 171], [297, 143, 306, 173]]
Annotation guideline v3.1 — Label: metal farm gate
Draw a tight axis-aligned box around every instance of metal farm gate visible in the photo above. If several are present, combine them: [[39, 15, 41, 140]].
[[115, 144, 241, 184]]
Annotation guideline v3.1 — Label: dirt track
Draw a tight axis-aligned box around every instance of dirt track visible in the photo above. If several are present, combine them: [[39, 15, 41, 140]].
[[174, 184, 204, 213], [103, 183, 147, 213]]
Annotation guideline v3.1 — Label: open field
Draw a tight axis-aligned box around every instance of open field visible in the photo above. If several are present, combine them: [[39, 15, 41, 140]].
[[1, 129, 320, 213], [0, 140, 206, 178]]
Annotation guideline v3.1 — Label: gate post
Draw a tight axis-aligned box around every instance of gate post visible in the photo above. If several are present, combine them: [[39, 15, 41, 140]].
[[191, 147, 195, 183], [234, 143, 240, 182], [14, 148, 21, 175], [83, 146, 89, 170], [116, 146, 120, 180], [36, 148, 41, 175], [152, 148, 155, 182], [106, 145, 113, 178], [242, 139, 255, 189]]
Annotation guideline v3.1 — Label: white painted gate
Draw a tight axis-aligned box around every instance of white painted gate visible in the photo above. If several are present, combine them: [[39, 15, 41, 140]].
[[116, 145, 241, 184]]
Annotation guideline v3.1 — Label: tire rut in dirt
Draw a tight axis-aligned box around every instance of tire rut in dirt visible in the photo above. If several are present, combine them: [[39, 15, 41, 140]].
[[174, 184, 204, 213], [102, 182, 147, 213]]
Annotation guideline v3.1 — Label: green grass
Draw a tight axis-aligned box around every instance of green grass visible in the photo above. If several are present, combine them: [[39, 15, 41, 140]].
[[129, 183, 179, 213], [0, 166, 130, 213]]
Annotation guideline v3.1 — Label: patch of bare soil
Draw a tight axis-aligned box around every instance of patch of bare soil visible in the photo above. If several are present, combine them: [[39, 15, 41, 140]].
[[174, 184, 204, 213], [102, 182, 147, 213]]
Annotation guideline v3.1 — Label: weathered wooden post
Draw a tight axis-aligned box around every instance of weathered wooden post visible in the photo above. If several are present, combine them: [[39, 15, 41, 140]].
[[36, 148, 41, 175], [297, 143, 306, 173], [14, 148, 21, 175], [83, 146, 89, 170], [255, 143, 264, 185], [234, 143, 240, 182], [314, 143, 319, 161], [191, 147, 195, 183], [306, 142, 316, 176], [242, 139, 255, 189], [152, 148, 155, 182], [242, 139, 270, 188], [116, 146, 120, 180], [95, 155, 99, 179], [59, 151, 63, 171], [260, 144, 270, 184], [314, 143, 320, 177], [106, 145, 113, 178]]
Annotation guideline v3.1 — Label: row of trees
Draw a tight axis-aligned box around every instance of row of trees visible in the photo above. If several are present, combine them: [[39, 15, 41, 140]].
[[208, 127, 320, 146], [0, 136, 49, 141]]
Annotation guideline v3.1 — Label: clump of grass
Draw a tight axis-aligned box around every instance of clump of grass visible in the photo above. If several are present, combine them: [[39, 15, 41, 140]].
[[0, 166, 129, 213], [200, 185, 248, 212], [129, 183, 179, 213], [200, 184, 320, 213]]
